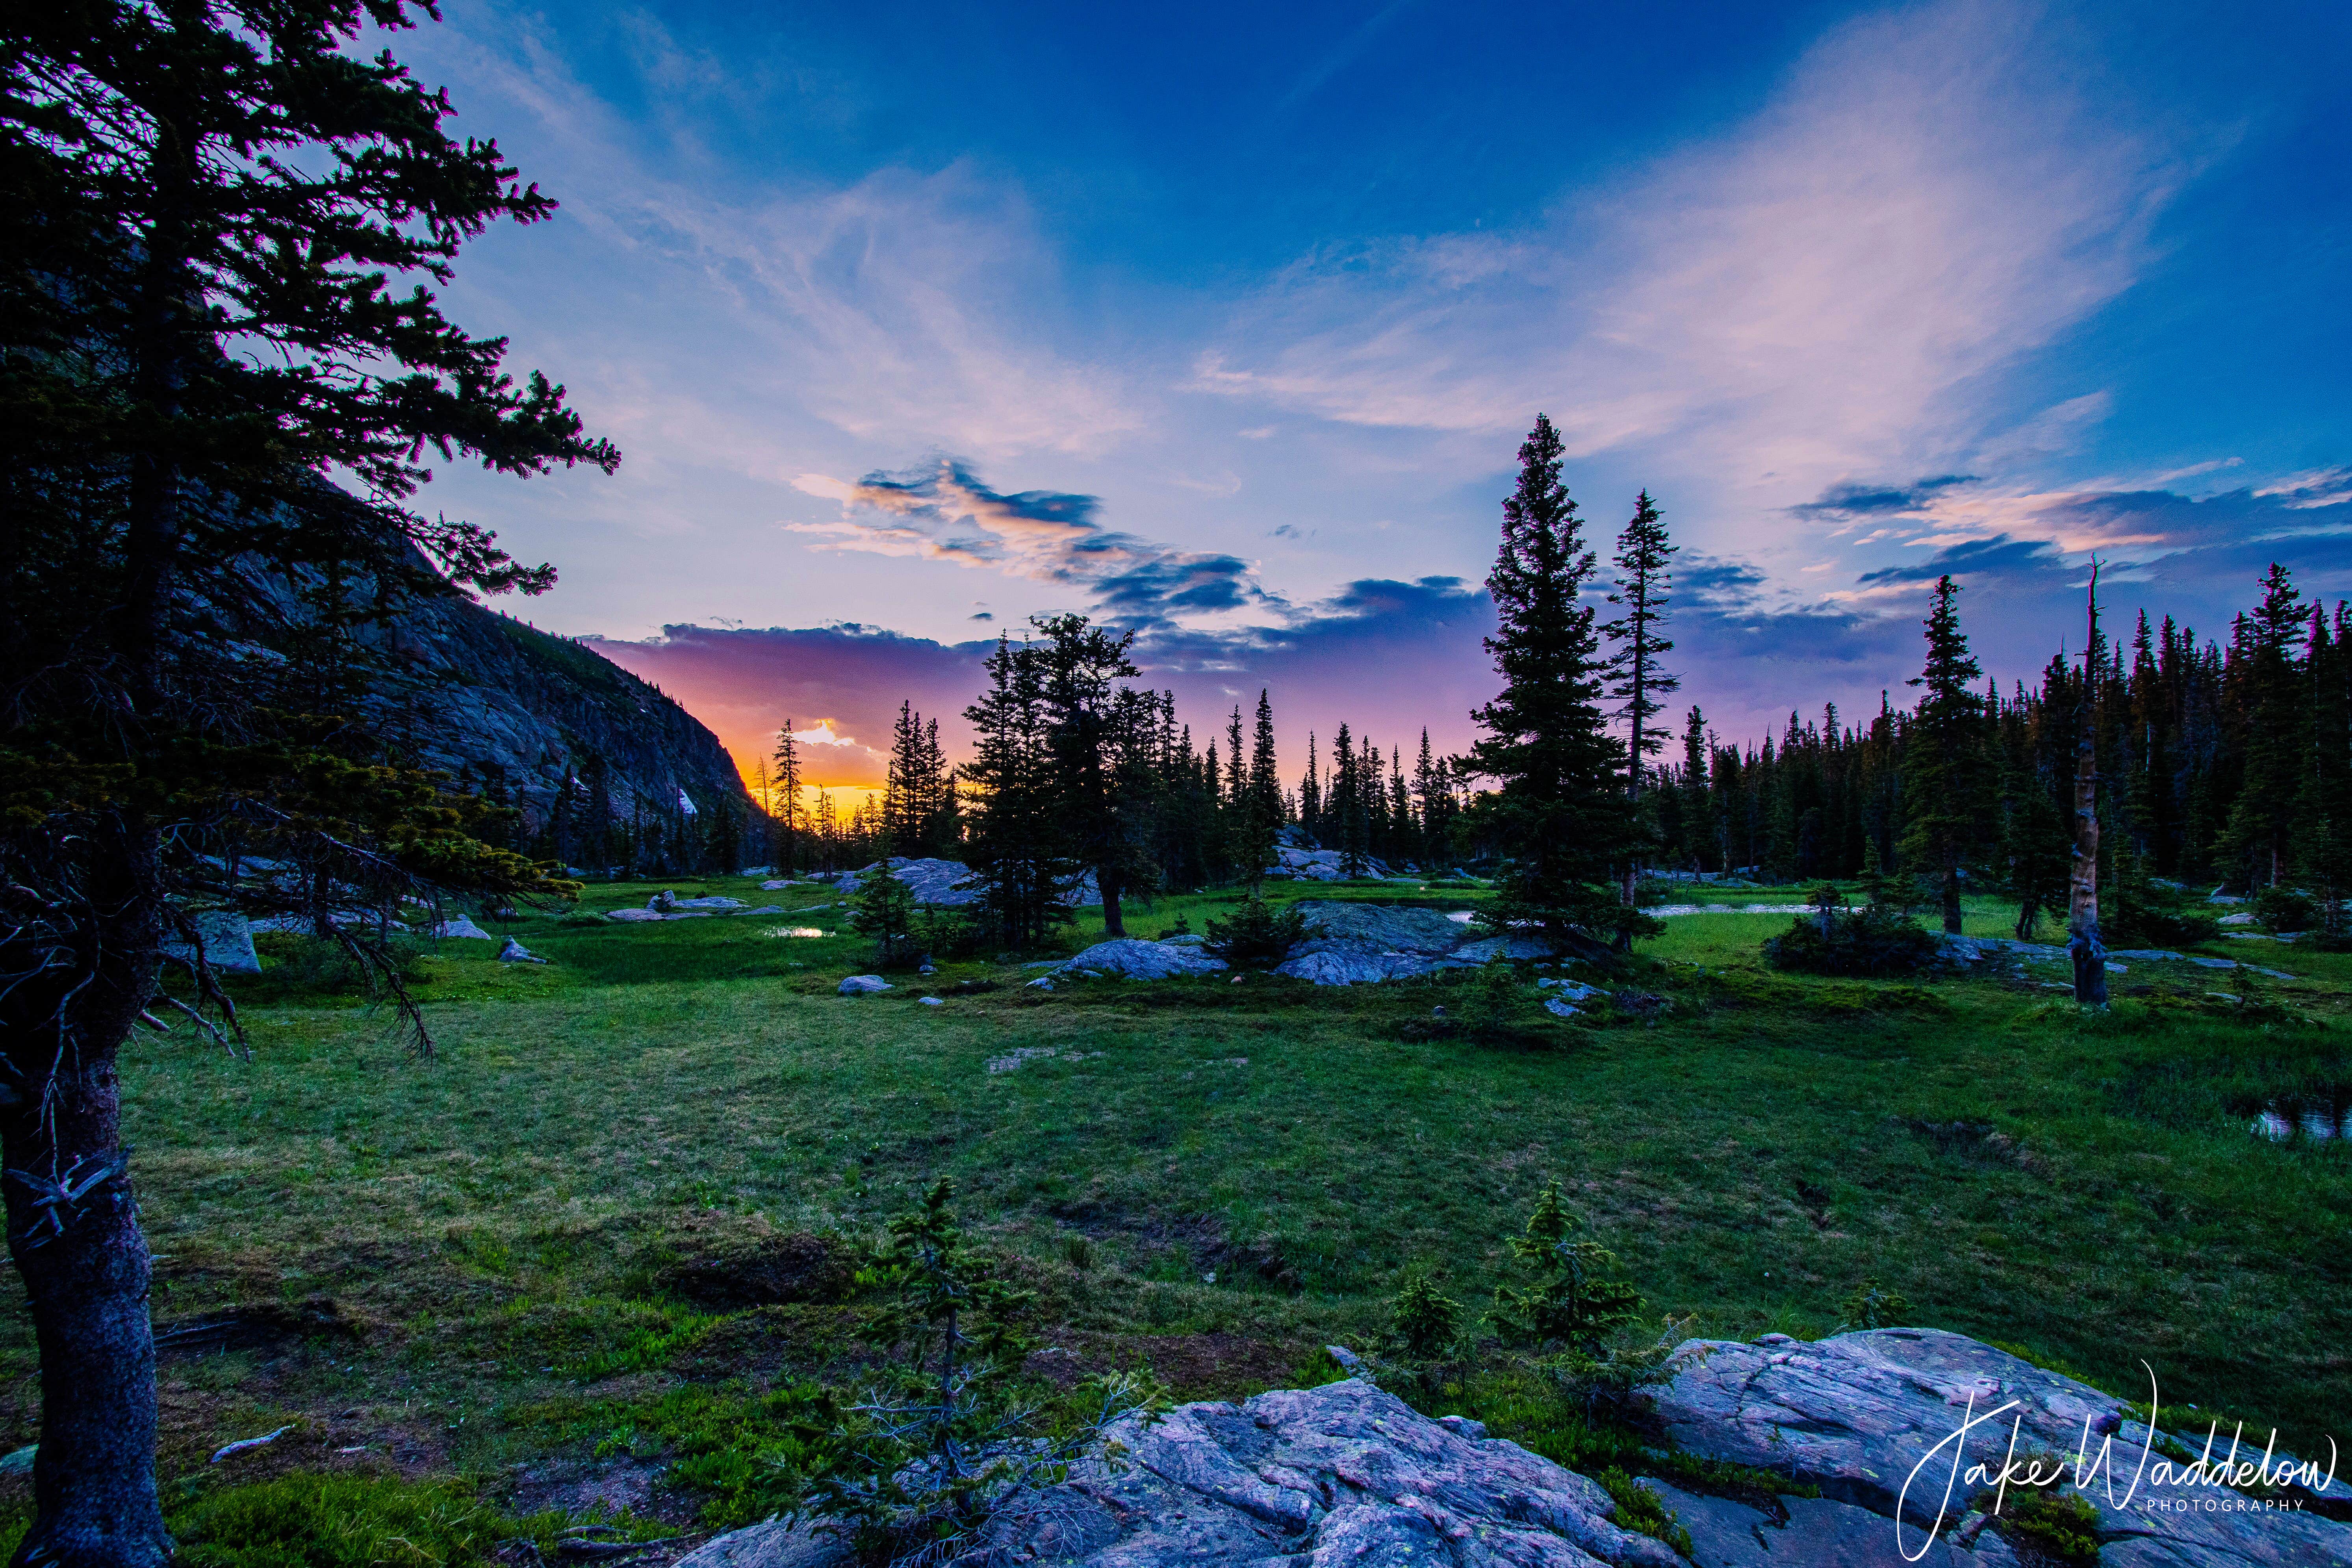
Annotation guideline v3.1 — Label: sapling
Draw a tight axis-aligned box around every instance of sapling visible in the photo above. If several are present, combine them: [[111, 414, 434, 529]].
[[1387, 1265, 1462, 1360], [1836, 1279, 1911, 1332], [813, 1180, 1164, 1563]]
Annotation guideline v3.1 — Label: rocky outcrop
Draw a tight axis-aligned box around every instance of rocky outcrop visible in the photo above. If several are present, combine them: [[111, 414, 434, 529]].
[[675, 1328, 2350, 1568], [675, 1378, 1686, 1567], [1646, 1327, 2351, 1566], [813, 858, 1101, 909], [1270, 901, 1571, 983], [1052, 939, 1229, 981], [1268, 844, 1409, 881]]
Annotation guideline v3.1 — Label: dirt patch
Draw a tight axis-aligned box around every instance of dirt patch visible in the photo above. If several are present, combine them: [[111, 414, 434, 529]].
[[658, 1219, 855, 1310], [154, 1294, 366, 1358], [152, 1388, 455, 1484], [502, 1455, 694, 1526], [1048, 1203, 1304, 1293], [1028, 1331, 1305, 1401]]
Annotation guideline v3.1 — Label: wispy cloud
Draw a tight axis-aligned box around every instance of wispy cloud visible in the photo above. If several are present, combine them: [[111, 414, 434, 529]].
[[790, 457, 1276, 627], [1191, 0, 2195, 522]]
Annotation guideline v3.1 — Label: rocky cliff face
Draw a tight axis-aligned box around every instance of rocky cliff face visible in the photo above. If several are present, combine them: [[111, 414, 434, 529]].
[[187, 513, 755, 867], [362, 594, 754, 854]]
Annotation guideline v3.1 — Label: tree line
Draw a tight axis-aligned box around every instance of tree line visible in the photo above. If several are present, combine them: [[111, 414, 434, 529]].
[[1643, 564, 2352, 933]]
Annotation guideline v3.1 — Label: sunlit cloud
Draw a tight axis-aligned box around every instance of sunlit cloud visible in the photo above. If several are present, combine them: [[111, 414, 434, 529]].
[[792, 456, 1280, 628]]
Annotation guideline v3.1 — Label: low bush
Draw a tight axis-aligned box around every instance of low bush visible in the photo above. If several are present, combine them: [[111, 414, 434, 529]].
[[1203, 896, 1318, 968], [1764, 900, 1939, 977], [2250, 885, 2320, 935]]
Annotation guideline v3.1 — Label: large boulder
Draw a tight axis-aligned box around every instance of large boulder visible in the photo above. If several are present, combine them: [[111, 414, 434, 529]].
[[1647, 1327, 2352, 1565], [678, 1378, 1682, 1567], [825, 857, 1102, 909], [1054, 939, 1228, 981], [1273, 943, 1451, 985], [1267, 900, 1575, 983], [1289, 901, 1470, 954], [160, 911, 262, 976], [1268, 844, 1399, 881]]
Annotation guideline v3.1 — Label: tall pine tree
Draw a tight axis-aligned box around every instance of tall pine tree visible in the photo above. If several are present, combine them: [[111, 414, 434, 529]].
[[1899, 576, 1984, 933], [1, 6, 616, 1553], [1467, 416, 1645, 956]]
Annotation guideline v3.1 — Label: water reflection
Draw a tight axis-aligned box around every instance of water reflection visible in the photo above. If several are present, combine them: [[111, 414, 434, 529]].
[[764, 926, 828, 939], [2245, 1087, 2352, 1141]]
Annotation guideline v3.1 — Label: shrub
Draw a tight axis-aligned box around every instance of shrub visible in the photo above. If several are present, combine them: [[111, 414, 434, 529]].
[[1594, 1468, 1694, 1559], [1203, 896, 1317, 968], [850, 861, 921, 967], [2250, 884, 2320, 935], [1983, 1485, 2102, 1565], [1764, 901, 1938, 976], [1388, 1265, 1462, 1360], [1837, 1279, 1911, 1331], [2106, 860, 2220, 946]]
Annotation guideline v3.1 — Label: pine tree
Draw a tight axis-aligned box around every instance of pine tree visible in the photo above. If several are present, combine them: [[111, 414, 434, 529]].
[[1251, 690, 1283, 826], [1031, 614, 1158, 938], [1603, 488, 1679, 847], [772, 723, 804, 874], [2068, 570, 2109, 1004], [2295, 606, 2352, 934], [1676, 707, 1710, 872], [959, 636, 1075, 948], [1899, 576, 1985, 933], [1413, 729, 1449, 869], [2219, 564, 2309, 889], [1300, 732, 1323, 845], [0, 7, 619, 1550], [1467, 416, 1645, 956]]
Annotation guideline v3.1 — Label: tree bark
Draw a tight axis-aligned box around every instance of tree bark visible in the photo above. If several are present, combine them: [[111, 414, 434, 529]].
[[2069, 737, 2107, 1005], [1098, 865, 1124, 939], [1942, 862, 1963, 934], [3, 143, 192, 1561], [2070, 566, 2108, 1007], [4, 826, 173, 1568]]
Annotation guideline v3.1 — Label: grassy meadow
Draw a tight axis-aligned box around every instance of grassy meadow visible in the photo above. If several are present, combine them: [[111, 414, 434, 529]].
[[6, 872, 2350, 1553]]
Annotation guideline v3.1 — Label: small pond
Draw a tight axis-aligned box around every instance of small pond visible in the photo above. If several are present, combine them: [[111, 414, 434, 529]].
[[2240, 1087, 2352, 1142]]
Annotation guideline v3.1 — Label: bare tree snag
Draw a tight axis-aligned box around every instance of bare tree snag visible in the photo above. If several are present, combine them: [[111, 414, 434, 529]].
[[2070, 563, 2108, 1007]]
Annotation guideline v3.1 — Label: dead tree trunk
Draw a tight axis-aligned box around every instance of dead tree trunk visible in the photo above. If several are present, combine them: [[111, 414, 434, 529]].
[[2069, 566, 2108, 1007]]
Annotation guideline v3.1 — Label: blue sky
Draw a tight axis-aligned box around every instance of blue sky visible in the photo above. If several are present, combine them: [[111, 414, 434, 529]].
[[387, 0, 2352, 786]]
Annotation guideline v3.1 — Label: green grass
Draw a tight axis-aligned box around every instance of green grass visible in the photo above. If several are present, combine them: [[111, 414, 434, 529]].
[[8, 872, 2348, 1542]]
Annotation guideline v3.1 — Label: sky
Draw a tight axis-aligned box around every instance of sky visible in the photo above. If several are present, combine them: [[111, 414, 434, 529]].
[[382, 0, 2352, 794]]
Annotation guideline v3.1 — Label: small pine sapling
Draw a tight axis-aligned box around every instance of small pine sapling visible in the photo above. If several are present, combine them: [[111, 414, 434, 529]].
[[1488, 1181, 1697, 1418], [1488, 1181, 1643, 1354], [1387, 1265, 1462, 1361], [1203, 896, 1316, 969], [814, 1180, 1164, 1560], [1836, 1279, 1911, 1332]]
